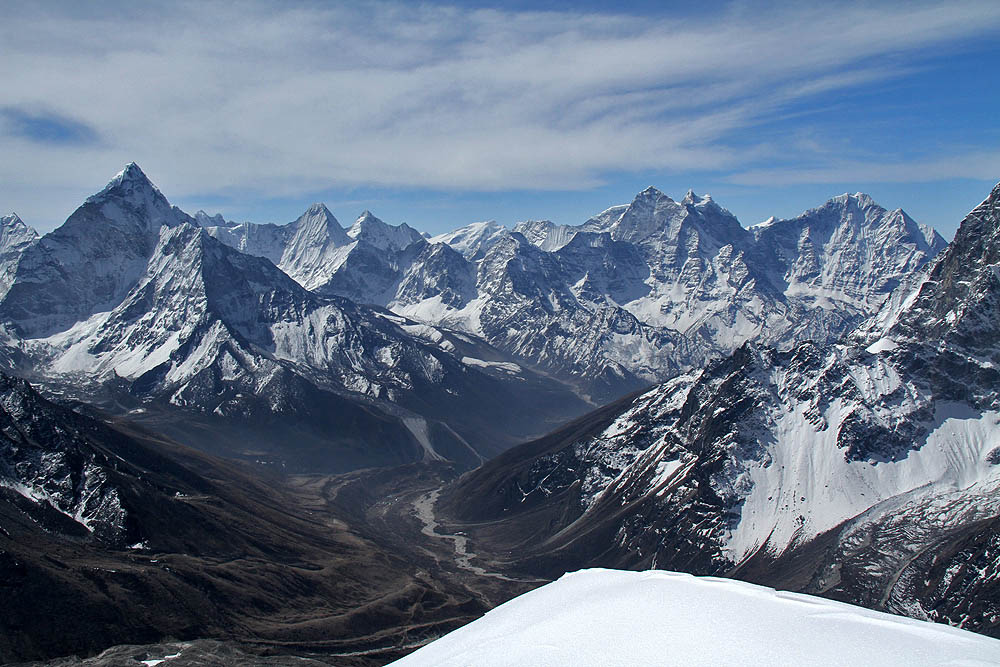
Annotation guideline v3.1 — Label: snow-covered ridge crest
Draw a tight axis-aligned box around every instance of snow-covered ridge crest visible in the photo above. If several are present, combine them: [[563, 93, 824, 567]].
[[431, 220, 509, 259], [0, 213, 39, 300], [91, 161, 161, 198], [392, 569, 1000, 667], [0, 212, 38, 245], [0, 183, 589, 471], [348, 210, 425, 252]]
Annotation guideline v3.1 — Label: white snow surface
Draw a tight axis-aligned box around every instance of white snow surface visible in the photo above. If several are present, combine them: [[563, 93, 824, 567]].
[[730, 401, 1000, 560], [569, 342, 1000, 562], [430, 220, 508, 259], [460, 356, 522, 374], [513, 219, 578, 251], [392, 569, 1000, 667]]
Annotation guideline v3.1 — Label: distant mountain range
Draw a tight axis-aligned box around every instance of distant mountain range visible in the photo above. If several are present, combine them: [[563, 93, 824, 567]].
[[201, 183, 946, 403], [0, 163, 946, 471]]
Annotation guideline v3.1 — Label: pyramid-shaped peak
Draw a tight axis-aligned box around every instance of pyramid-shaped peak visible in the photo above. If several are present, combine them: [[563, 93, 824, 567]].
[[0, 212, 38, 248], [296, 202, 342, 226], [305, 202, 333, 216], [288, 202, 349, 247], [110, 162, 155, 189], [348, 210, 424, 251], [120, 161, 144, 178], [635, 186, 669, 200], [355, 210, 381, 224], [88, 161, 164, 204]]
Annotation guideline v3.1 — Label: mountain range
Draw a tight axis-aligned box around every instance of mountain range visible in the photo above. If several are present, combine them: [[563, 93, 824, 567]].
[[436, 181, 1000, 636], [0, 163, 946, 472], [0, 165, 590, 471], [4, 163, 997, 664], [199, 178, 945, 406]]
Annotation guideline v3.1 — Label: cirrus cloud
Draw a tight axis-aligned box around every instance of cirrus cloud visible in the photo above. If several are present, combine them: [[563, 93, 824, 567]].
[[1, 0, 998, 230]]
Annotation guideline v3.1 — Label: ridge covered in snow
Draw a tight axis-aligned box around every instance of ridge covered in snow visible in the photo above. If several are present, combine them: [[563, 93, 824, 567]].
[[0, 212, 39, 252], [0, 163, 956, 470], [430, 220, 509, 260], [348, 210, 425, 252], [378, 186, 945, 401], [392, 569, 1000, 667]]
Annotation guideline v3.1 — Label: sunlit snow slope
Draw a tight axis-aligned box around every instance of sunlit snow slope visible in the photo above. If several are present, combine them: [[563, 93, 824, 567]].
[[392, 569, 1000, 667]]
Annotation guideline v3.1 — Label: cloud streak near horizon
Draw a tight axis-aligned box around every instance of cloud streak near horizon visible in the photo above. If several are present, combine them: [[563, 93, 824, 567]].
[[1, 0, 999, 231]]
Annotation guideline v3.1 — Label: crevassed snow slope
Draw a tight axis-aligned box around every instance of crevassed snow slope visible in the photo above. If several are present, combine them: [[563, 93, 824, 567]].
[[391, 569, 1000, 667]]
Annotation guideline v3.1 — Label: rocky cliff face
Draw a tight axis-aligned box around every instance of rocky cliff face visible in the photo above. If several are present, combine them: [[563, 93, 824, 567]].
[[0, 213, 39, 300]]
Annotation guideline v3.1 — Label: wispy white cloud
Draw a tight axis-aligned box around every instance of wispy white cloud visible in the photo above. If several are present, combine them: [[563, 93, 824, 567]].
[[1, 0, 999, 228], [729, 150, 1000, 186]]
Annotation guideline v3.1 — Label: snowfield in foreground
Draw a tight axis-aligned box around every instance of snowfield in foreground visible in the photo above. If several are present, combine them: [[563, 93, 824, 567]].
[[391, 569, 1000, 667]]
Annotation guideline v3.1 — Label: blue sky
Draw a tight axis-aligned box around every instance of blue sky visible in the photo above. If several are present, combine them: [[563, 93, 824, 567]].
[[1, 1, 998, 239]]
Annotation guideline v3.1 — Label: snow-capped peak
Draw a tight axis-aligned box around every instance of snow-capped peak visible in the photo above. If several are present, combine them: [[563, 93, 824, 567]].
[[637, 185, 668, 199], [274, 202, 354, 287], [305, 202, 333, 217], [607, 187, 682, 243], [827, 192, 879, 212], [89, 162, 161, 201], [681, 189, 712, 206], [114, 161, 146, 183], [511, 219, 578, 252], [79, 162, 192, 233], [0, 212, 39, 250], [193, 210, 228, 227], [430, 220, 509, 260], [348, 210, 424, 251], [293, 202, 346, 237]]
